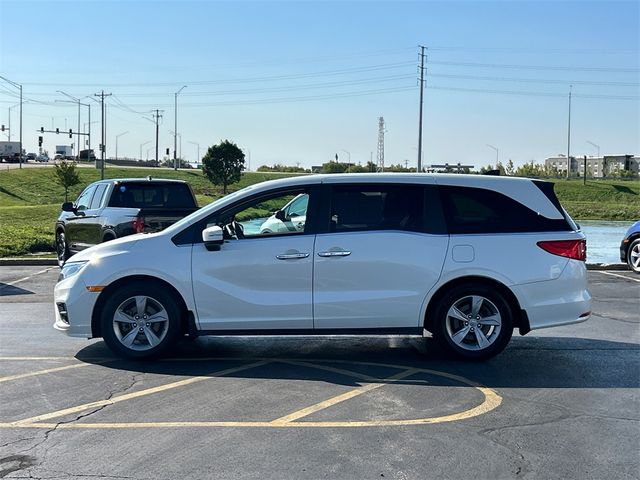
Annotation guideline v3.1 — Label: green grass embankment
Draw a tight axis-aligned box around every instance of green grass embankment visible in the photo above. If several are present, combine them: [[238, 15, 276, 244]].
[[0, 166, 638, 257], [0, 166, 297, 257]]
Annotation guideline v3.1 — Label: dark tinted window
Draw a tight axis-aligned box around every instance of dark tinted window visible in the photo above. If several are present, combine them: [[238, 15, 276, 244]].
[[108, 183, 196, 208], [330, 185, 424, 233], [439, 186, 571, 234]]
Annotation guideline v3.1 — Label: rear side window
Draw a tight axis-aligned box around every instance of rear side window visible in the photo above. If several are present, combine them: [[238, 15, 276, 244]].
[[440, 186, 571, 234], [108, 183, 196, 208], [329, 185, 424, 233], [89, 184, 108, 209]]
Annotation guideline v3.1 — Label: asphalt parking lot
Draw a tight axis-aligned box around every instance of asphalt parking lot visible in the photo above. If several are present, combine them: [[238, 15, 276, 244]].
[[0, 267, 638, 480]]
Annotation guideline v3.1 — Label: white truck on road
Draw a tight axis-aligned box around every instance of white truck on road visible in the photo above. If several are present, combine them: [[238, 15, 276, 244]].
[[0, 141, 21, 162], [55, 145, 74, 159]]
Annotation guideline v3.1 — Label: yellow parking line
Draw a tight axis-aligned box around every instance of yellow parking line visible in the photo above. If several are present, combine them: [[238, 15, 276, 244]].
[[278, 359, 378, 381], [11, 360, 268, 426], [270, 368, 420, 425], [0, 363, 90, 383]]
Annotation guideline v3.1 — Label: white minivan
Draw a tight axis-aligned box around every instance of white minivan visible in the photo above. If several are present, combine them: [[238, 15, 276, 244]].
[[54, 173, 591, 360]]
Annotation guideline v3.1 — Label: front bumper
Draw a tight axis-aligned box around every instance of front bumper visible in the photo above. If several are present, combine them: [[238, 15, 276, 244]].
[[53, 273, 100, 338], [620, 238, 628, 263]]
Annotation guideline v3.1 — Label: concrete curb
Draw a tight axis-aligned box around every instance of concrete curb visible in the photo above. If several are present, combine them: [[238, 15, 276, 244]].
[[0, 257, 631, 271]]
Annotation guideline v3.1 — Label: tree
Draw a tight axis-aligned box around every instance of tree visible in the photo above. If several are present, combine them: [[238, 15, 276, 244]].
[[202, 140, 245, 194], [53, 160, 80, 202], [505, 159, 515, 176]]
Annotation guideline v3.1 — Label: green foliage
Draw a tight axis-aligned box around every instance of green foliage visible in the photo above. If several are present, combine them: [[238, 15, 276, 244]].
[[0, 205, 59, 256], [505, 159, 515, 176], [52, 160, 81, 201], [257, 164, 310, 173], [202, 140, 245, 194], [321, 161, 349, 173]]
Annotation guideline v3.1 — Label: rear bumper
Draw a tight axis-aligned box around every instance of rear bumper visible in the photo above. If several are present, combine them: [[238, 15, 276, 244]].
[[513, 260, 591, 331]]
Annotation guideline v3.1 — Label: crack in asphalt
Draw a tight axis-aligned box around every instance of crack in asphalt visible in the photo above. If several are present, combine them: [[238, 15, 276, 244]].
[[7, 373, 144, 479]]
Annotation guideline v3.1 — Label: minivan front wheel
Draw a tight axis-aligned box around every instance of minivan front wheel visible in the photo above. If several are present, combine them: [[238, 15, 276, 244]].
[[433, 284, 513, 360], [101, 283, 181, 359]]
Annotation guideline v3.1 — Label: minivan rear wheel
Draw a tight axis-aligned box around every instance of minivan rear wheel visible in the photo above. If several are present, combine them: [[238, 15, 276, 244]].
[[433, 283, 513, 360]]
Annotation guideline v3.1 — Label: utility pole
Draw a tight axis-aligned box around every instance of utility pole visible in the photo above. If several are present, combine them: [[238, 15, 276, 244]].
[[417, 45, 427, 173], [152, 109, 163, 166], [566, 85, 572, 179], [94, 90, 112, 179], [0, 76, 23, 169], [377, 116, 385, 172], [174, 85, 187, 170]]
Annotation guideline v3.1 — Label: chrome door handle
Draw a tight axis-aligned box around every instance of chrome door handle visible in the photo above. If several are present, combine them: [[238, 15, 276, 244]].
[[276, 252, 310, 260], [317, 251, 351, 257]]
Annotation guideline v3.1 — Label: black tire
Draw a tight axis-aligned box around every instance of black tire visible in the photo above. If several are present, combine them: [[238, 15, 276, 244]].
[[432, 282, 513, 361], [627, 238, 640, 274], [56, 230, 70, 267], [100, 282, 182, 359]]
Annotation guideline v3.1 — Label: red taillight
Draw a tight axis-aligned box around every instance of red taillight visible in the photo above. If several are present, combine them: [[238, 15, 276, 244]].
[[537, 239, 586, 261], [132, 217, 145, 233]]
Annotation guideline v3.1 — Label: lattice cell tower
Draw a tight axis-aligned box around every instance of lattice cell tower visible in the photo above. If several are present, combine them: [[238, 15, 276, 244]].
[[377, 116, 385, 172]]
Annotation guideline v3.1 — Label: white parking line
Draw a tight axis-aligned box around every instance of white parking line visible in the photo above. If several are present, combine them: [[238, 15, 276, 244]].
[[596, 271, 640, 283], [0, 267, 56, 291]]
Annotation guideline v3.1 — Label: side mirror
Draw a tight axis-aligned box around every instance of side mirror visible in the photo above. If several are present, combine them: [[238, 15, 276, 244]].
[[61, 202, 75, 213], [275, 209, 286, 222], [202, 225, 224, 251]]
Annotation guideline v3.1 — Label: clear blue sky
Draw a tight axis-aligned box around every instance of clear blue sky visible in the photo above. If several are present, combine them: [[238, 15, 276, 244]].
[[1, 0, 638, 169]]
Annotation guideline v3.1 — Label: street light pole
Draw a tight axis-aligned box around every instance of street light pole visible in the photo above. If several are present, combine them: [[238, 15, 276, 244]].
[[486, 144, 499, 166], [174, 85, 187, 170], [188, 141, 200, 165], [0, 76, 23, 168], [586, 140, 600, 158], [6, 103, 19, 141], [341, 149, 351, 173], [115, 131, 129, 160], [566, 85, 573, 179], [140, 141, 151, 161], [57, 91, 89, 162]]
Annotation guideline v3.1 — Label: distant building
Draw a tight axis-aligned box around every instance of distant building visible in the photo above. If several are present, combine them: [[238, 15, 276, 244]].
[[544, 154, 637, 178]]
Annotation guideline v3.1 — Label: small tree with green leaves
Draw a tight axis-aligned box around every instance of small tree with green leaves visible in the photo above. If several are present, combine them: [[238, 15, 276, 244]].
[[53, 160, 81, 202], [202, 140, 245, 194]]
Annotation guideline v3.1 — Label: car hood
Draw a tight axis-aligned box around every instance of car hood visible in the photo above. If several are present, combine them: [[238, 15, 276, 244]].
[[65, 233, 147, 264]]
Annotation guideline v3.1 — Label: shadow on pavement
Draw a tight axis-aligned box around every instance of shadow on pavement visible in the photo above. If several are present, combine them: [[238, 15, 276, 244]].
[[75, 335, 640, 389]]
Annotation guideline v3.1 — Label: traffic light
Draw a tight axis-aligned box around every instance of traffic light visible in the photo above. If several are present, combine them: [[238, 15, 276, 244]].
[[38, 136, 43, 147], [69, 129, 73, 139], [166, 148, 170, 155], [40, 127, 44, 133], [56, 128, 59, 134], [1, 125, 4, 132]]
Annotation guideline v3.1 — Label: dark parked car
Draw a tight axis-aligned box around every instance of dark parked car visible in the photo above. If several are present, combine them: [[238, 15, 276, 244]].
[[620, 220, 640, 274], [55, 178, 199, 266]]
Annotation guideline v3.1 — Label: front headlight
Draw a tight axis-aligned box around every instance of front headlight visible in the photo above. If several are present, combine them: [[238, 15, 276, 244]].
[[58, 261, 89, 282]]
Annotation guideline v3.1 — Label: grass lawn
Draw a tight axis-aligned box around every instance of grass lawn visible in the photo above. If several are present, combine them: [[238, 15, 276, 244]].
[[0, 165, 638, 257]]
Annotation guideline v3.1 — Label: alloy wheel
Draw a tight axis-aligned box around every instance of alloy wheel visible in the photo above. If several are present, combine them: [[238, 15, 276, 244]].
[[112, 296, 169, 351], [445, 295, 502, 351]]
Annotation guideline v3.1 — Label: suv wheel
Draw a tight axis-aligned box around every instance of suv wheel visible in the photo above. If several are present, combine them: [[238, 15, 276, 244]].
[[56, 231, 70, 267], [627, 239, 640, 274], [433, 283, 513, 360], [101, 283, 181, 359]]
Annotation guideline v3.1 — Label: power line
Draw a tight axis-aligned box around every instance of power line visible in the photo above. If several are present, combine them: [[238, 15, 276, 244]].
[[429, 60, 639, 73], [19, 61, 416, 87]]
